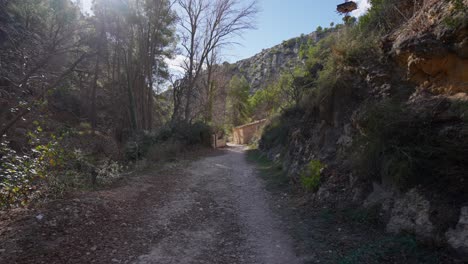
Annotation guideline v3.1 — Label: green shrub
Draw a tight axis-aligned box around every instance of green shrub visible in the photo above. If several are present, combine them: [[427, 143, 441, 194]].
[[451, 0, 467, 12], [282, 38, 296, 48], [300, 160, 325, 192], [228, 75, 251, 126], [0, 126, 113, 208], [0, 139, 42, 208]]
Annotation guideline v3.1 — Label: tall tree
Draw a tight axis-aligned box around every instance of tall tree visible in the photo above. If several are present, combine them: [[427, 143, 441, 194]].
[[92, 0, 176, 133], [175, 0, 258, 123], [0, 0, 176, 139], [227, 75, 250, 126]]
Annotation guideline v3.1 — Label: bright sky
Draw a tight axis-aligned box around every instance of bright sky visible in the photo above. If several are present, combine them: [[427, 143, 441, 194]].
[[77, 0, 370, 63]]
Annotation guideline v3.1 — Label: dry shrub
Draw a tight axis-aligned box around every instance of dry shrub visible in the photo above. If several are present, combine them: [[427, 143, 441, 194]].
[[146, 139, 185, 162]]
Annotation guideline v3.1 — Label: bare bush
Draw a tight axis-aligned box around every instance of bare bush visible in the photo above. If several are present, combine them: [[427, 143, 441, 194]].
[[146, 139, 185, 162]]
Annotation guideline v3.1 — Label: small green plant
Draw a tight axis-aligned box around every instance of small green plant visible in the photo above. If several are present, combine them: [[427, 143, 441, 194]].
[[450, 0, 467, 12], [443, 16, 462, 29], [300, 160, 325, 192]]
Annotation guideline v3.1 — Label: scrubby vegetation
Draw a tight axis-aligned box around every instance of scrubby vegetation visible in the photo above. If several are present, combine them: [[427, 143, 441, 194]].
[[0, 0, 257, 209], [257, 0, 467, 193], [253, 0, 467, 258]]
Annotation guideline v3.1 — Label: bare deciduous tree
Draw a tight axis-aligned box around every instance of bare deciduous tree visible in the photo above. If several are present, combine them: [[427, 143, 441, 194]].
[[174, 0, 258, 123]]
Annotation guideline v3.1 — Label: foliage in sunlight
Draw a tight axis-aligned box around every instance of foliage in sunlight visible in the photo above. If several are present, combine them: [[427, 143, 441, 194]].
[[227, 75, 251, 126], [300, 160, 325, 192]]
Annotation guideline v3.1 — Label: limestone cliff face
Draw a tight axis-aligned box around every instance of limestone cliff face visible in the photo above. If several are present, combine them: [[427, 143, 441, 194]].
[[229, 31, 324, 93]]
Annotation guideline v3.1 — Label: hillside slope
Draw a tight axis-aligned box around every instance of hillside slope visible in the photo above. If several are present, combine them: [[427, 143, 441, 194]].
[[229, 31, 327, 93], [257, 0, 468, 260]]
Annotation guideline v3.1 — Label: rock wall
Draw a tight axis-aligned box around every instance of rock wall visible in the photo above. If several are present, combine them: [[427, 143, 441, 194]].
[[385, 0, 468, 94], [230, 31, 326, 94], [258, 0, 468, 258]]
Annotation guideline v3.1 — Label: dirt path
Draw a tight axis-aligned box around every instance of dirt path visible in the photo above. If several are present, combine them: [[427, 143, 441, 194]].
[[0, 145, 300, 264]]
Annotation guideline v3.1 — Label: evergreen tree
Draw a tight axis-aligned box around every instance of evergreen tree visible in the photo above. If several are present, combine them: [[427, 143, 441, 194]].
[[227, 76, 251, 126]]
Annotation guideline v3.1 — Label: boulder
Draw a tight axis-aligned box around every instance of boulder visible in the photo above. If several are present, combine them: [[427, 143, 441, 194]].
[[386, 188, 435, 240], [364, 182, 394, 210], [446, 207, 468, 257]]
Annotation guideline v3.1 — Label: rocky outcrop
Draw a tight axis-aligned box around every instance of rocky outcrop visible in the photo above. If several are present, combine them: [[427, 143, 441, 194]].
[[386, 189, 435, 241], [446, 207, 468, 257], [386, 1, 468, 94], [230, 31, 326, 93], [258, 0, 467, 258]]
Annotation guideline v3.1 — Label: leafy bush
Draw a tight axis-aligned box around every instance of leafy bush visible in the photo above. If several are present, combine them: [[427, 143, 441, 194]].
[[1, 123, 127, 208], [228, 75, 251, 126], [0, 139, 42, 208], [300, 159, 325, 192], [282, 38, 296, 48], [1, 130, 80, 207], [95, 158, 123, 185], [249, 82, 282, 117]]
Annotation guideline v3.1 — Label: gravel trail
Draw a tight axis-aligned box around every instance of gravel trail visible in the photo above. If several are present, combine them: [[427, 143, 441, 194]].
[[136, 145, 300, 264], [0, 145, 301, 264]]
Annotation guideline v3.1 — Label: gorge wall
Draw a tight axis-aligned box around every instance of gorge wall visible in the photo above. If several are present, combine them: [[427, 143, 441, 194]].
[[256, 0, 468, 259]]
